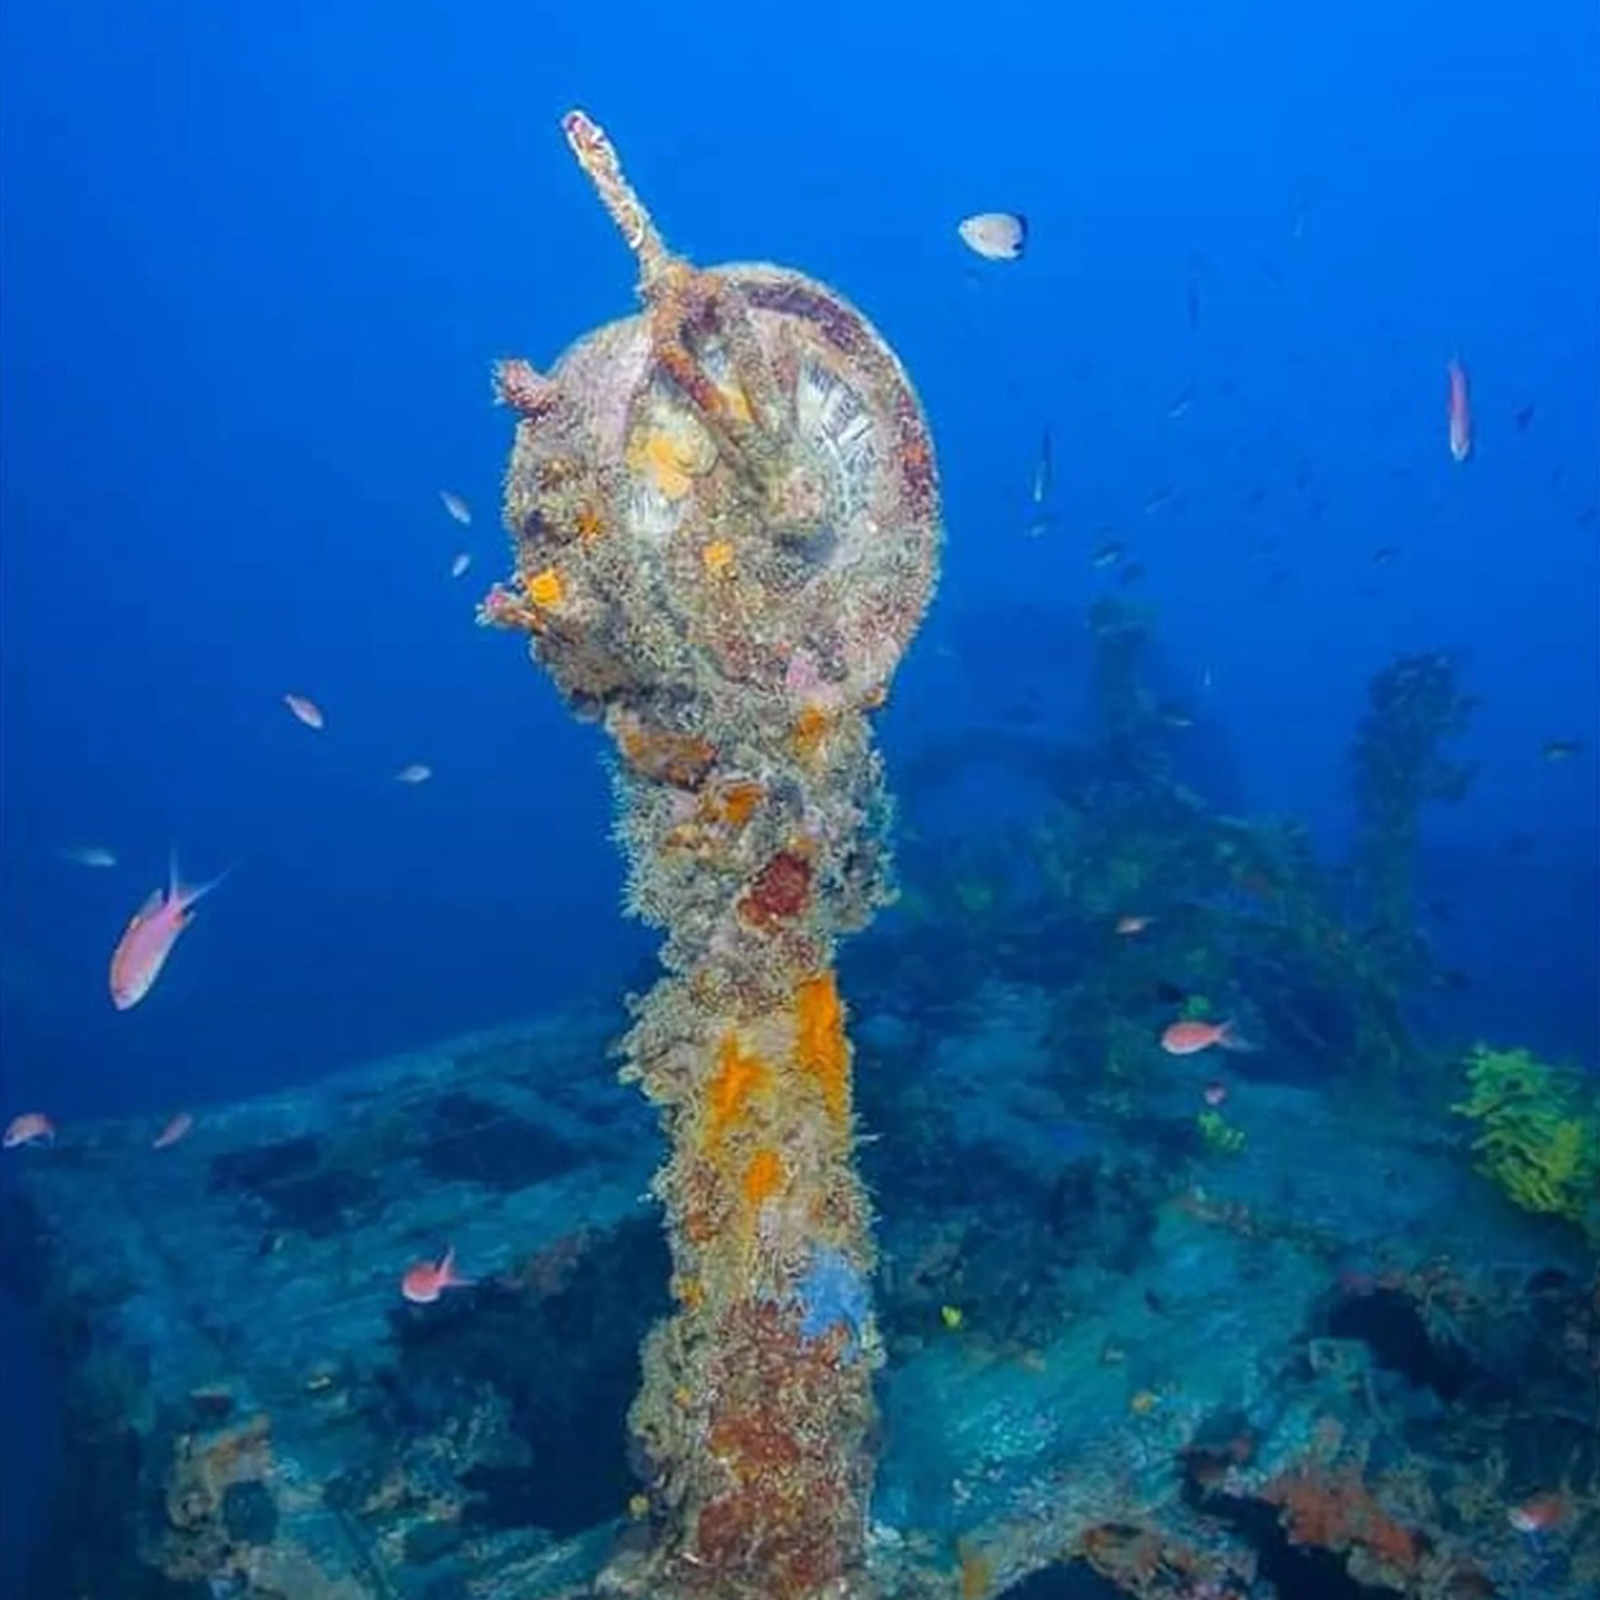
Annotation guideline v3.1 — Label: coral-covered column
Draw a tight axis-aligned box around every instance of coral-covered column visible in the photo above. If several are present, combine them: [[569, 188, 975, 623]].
[[482, 112, 940, 1598]]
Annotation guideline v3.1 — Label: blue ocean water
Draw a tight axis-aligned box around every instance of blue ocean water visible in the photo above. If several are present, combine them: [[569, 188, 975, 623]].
[[0, 1, 1595, 1591]]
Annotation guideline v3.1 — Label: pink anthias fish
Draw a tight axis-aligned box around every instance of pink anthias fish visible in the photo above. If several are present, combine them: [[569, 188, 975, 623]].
[[152, 1111, 194, 1150], [401, 1246, 474, 1305], [109, 856, 229, 1011], [1446, 358, 1472, 463], [1161, 1019, 1253, 1056], [1508, 1491, 1569, 1535], [3, 1112, 56, 1149], [283, 693, 325, 730]]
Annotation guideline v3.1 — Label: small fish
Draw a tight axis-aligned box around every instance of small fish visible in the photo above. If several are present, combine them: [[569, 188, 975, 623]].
[[152, 1112, 194, 1150], [401, 1246, 473, 1305], [957, 212, 1027, 262], [1202, 1081, 1228, 1107], [283, 694, 325, 730], [1370, 545, 1400, 565], [1542, 739, 1583, 762], [1116, 915, 1154, 936], [440, 489, 472, 525], [1166, 385, 1197, 419], [449, 551, 472, 579], [1022, 515, 1055, 539], [1446, 358, 1472, 462], [3, 1112, 55, 1149], [395, 763, 433, 785], [1156, 702, 1195, 729], [1161, 1019, 1250, 1056], [109, 855, 229, 1011], [1118, 561, 1147, 587], [940, 1304, 964, 1330], [1508, 1492, 1568, 1535], [1512, 403, 1535, 432], [1143, 487, 1176, 516], [59, 845, 117, 869], [1032, 429, 1053, 504], [1092, 539, 1125, 569]]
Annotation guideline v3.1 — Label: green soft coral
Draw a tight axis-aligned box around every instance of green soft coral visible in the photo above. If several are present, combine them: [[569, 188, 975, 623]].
[[1197, 1109, 1246, 1156], [1452, 1043, 1600, 1237]]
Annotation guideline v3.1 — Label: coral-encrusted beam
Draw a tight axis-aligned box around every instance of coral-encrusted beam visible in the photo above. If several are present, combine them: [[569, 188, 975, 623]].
[[487, 110, 940, 1598]]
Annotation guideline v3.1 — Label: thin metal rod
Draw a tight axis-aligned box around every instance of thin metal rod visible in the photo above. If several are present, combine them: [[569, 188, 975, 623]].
[[561, 109, 673, 288]]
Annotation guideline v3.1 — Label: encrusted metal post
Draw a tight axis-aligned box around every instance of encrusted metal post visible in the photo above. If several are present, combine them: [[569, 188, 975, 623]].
[[482, 111, 941, 1599]]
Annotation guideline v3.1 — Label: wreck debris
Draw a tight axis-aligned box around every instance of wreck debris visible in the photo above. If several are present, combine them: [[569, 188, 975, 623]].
[[480, 109, 941, 1598], [1350, 649, 1478, 984], [4, 981, 1599, 1597]]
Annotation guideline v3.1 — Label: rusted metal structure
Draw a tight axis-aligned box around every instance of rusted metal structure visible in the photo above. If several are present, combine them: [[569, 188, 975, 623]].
[[481, 111, 941, 1598]]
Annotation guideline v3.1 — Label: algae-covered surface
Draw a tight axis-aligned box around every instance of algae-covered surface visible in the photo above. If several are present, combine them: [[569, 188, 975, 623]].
[[3, 971, 1595, 1600]]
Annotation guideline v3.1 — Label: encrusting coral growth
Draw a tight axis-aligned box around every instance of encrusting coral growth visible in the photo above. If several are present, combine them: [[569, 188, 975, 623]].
[[481, 112, 940, 1598]]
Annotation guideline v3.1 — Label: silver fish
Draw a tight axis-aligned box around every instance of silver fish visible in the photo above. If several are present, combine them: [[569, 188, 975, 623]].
[[958, 212, 1027, 262], [59, 845, 117, 869]]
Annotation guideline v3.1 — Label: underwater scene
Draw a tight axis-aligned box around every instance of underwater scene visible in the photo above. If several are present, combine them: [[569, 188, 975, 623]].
[[0, 3, 1596, 1599]]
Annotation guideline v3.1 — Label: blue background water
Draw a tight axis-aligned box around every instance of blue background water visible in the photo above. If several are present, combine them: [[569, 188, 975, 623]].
[[1, 0, 1595, 1585]]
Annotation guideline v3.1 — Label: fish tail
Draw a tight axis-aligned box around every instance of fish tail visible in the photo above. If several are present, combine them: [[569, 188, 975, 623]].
[[1218, 1021, 1259, 1054], [170, 850, 232, 911], [441, 1247, 475, 1288]]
